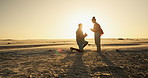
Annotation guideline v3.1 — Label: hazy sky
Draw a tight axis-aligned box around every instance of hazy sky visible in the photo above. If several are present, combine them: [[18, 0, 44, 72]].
[[0, 0, 148, 39]]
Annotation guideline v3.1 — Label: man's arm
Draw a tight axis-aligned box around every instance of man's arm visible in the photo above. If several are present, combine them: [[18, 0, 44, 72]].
[[83, 33, 87, 38]]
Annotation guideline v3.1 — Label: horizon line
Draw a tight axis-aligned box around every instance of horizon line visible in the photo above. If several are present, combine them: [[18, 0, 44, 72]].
[[0, 37, 148, 40]]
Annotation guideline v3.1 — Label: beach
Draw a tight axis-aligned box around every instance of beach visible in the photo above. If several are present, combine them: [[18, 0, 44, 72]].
[[0, 38, 148, 78]]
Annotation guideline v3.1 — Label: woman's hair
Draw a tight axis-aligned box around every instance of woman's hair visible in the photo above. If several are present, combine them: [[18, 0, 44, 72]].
[[92, 17, 96, 21]]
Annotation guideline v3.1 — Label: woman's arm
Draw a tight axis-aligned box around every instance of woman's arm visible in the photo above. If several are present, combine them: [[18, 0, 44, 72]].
[[90, 28, 98, 32]]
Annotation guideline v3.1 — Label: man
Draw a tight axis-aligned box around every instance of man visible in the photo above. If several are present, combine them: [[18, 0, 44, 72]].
[[90, 17, 104, 52], [70, 23, 88, 52]]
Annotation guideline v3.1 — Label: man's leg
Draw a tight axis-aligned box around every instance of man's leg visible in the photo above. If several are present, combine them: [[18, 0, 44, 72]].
[[77, 41, 83, 52], [83, 41, 88, 48], [70, 47, 82, 52], [70, 41, 83, 52]]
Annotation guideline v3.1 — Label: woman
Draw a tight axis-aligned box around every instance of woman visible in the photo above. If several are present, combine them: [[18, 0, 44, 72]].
[[90, 17, 104, 52]]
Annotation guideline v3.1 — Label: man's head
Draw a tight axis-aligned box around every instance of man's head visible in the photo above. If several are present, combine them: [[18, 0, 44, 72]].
[[78, 23, 83, 29], [92, 16, 96, 23]]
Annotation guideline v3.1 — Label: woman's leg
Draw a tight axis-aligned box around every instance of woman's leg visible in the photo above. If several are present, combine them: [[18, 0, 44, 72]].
[[95, 32, 101, 52]]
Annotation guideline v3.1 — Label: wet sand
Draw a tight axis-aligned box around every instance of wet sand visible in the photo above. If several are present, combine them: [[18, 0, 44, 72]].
[[0, 39, 148, 78]]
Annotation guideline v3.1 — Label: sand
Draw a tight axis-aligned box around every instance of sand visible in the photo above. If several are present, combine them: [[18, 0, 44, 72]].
[[0, 38, 148, 78]]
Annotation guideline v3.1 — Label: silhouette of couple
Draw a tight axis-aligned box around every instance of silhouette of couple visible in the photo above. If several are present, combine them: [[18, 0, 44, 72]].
[[70, 17, 104, 52]]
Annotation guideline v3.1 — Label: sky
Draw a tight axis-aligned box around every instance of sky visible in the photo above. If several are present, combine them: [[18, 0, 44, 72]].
[[0, 0, 148, 39]]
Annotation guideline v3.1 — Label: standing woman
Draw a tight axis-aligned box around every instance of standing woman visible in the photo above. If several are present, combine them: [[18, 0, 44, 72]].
[[90, 17, 104, 52]]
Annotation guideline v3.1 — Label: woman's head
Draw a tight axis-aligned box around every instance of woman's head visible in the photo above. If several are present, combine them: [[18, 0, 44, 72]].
[[92, 17, 96, 23]]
